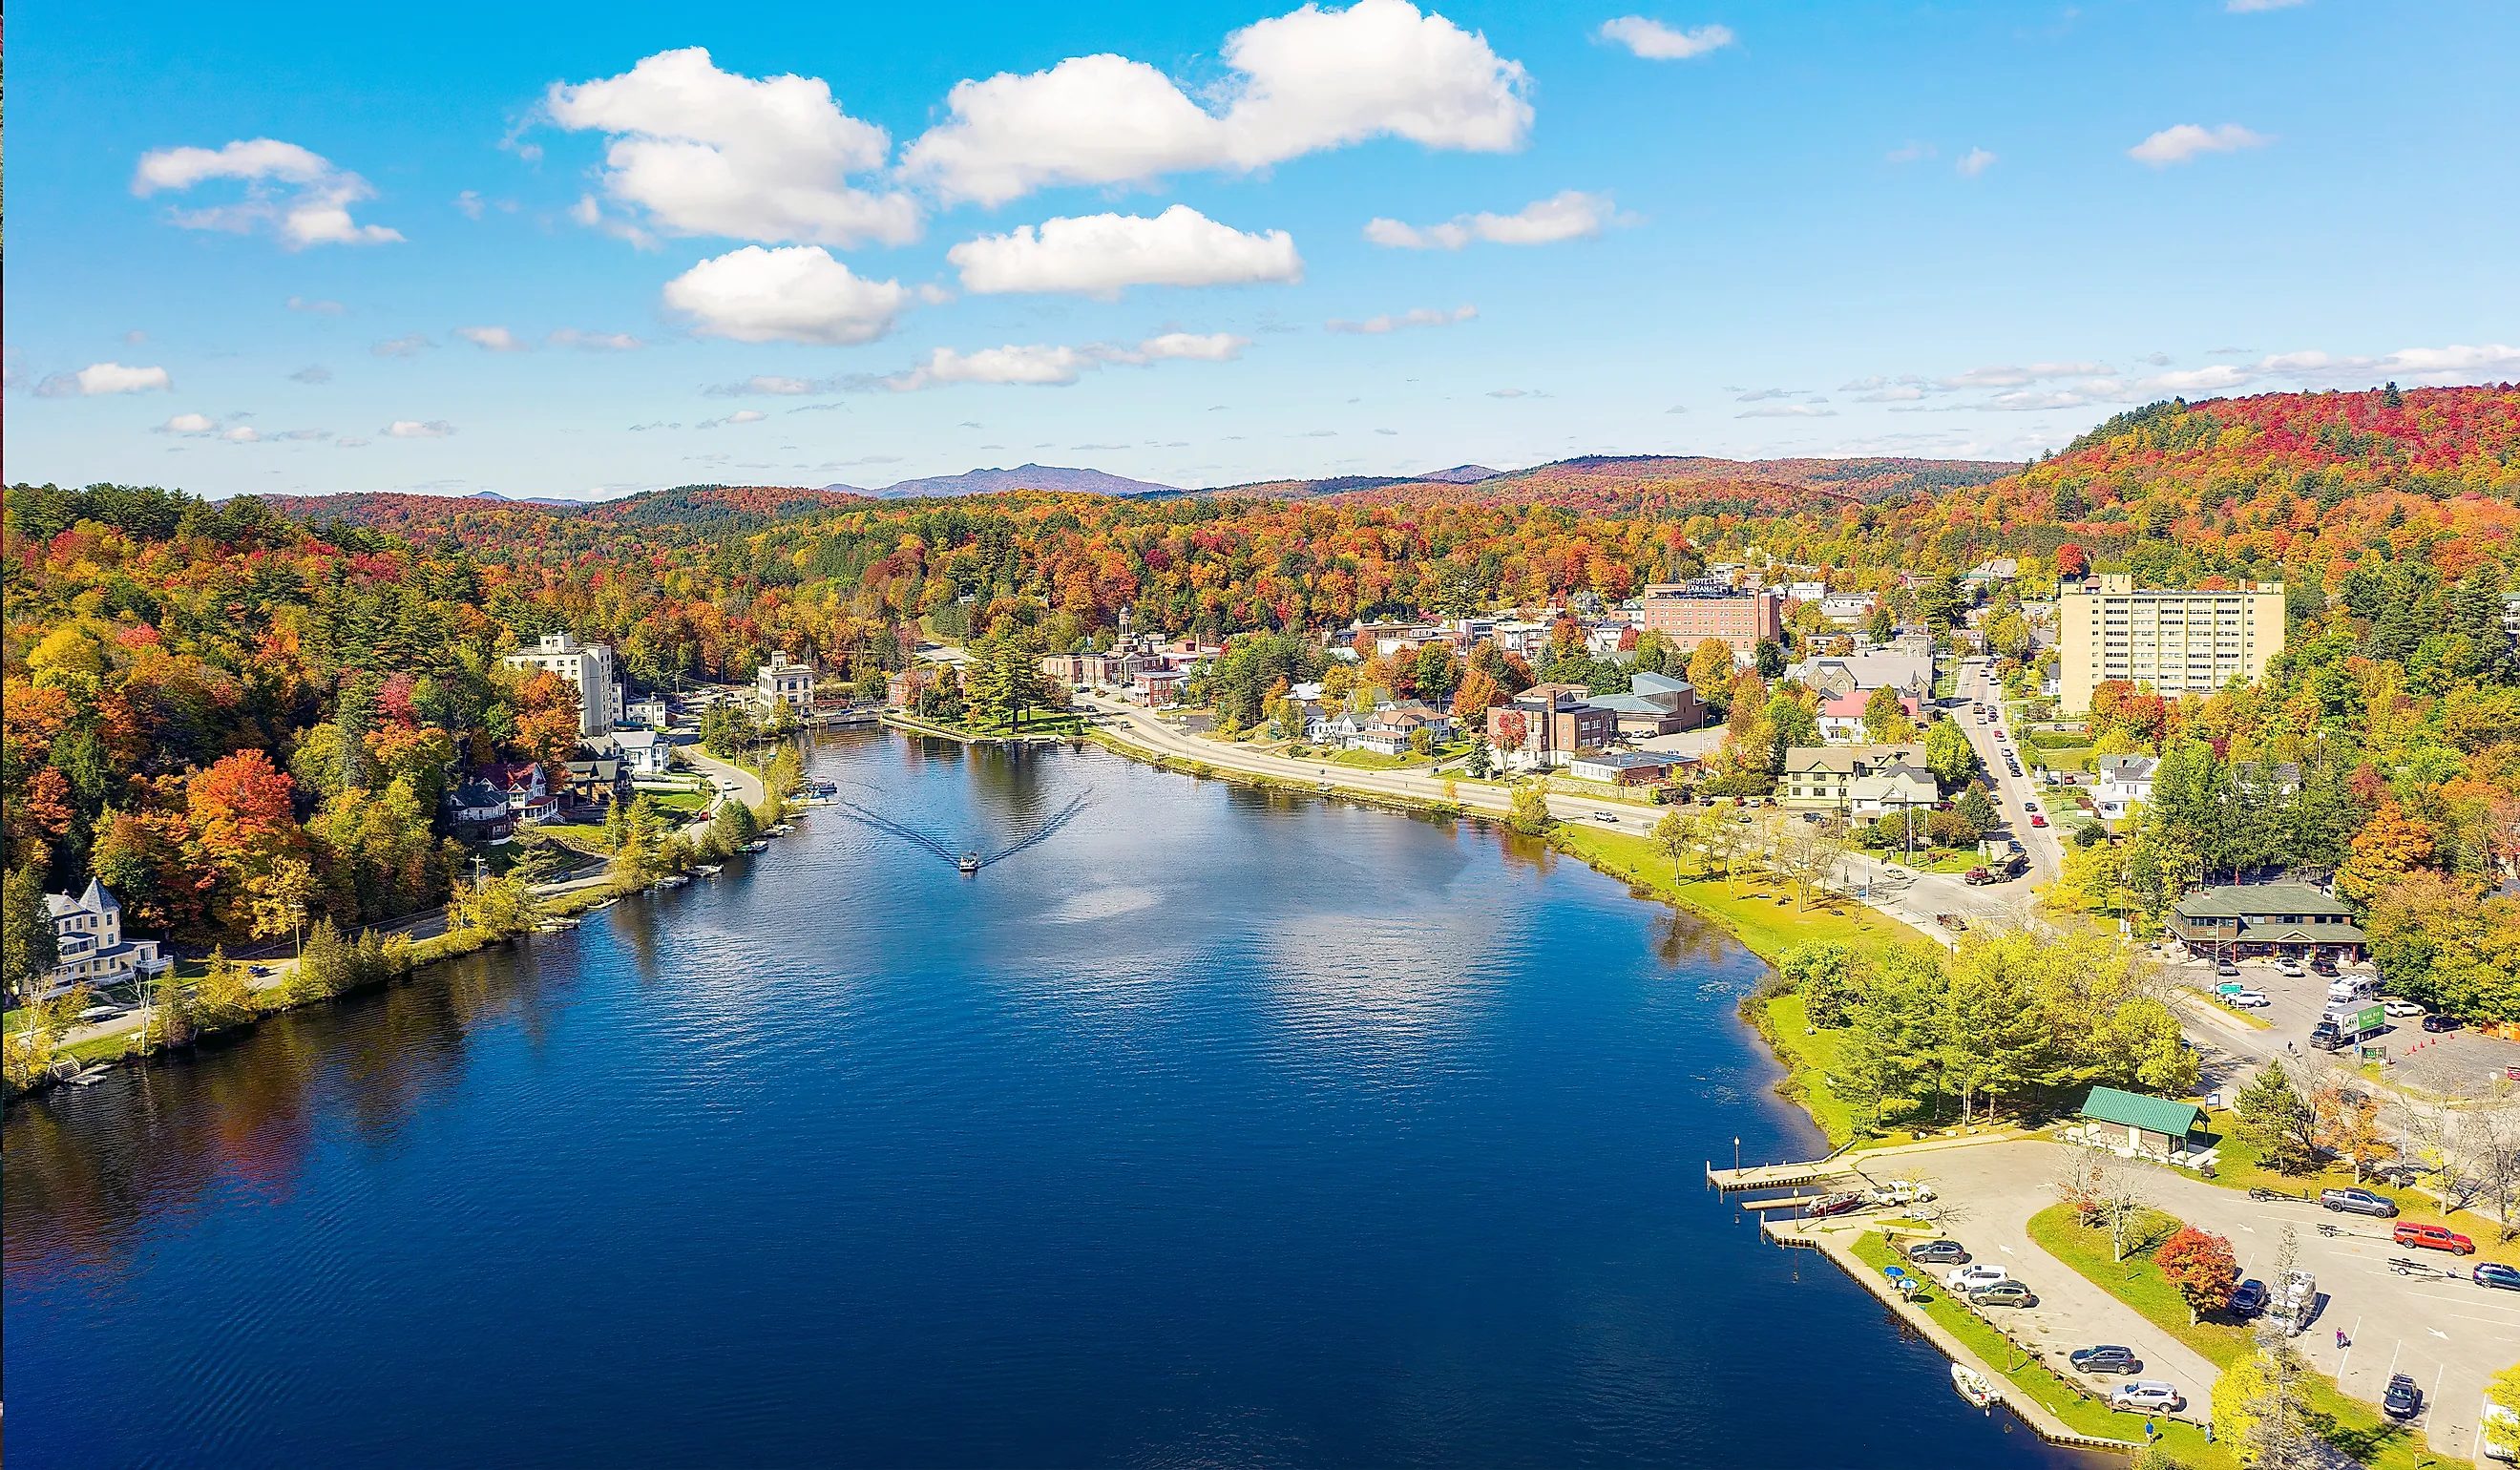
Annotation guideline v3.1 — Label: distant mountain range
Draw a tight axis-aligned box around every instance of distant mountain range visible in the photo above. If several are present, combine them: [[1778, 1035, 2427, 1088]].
[[831, 464, 1182, 499]]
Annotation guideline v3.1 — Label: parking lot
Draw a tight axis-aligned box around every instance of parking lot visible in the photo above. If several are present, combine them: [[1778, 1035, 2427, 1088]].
[[2172, 954, 2520, 1100], [1872, 1139, 2520, 1457]]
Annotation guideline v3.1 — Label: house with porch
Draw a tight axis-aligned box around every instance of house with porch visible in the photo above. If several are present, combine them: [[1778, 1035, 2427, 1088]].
[[28, 880, 170, 1000]]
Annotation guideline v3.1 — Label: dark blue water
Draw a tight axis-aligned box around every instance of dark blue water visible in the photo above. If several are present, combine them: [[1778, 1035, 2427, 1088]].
[[5, 731, 2096, 1467]]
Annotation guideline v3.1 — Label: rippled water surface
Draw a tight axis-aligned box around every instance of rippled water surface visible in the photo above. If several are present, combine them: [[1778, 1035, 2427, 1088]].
[[6, 731, 2099, 1467]]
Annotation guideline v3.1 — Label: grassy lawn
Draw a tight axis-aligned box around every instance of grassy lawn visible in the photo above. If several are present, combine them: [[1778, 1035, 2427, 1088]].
[[1848, 1231, 2233, 1466], [1547, 824, 1894, 964], [2027, 1204, 2466, 1470], [1764, 991, 1863, 1145], [649, 790, 712, 814], [1328, 748, 1429, 770]]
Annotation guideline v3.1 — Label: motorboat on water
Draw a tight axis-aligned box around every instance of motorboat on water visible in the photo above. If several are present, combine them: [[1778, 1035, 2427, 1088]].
[[957, 852, 982, 873], [1950, 1364, 1999, 1409], [741, 840, 770, 853], [658, 874, 690, 889], [694, 864, 723, 877]]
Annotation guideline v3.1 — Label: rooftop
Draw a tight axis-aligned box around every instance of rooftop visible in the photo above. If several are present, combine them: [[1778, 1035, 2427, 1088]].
[[2081, 1085, 2203, 1138]]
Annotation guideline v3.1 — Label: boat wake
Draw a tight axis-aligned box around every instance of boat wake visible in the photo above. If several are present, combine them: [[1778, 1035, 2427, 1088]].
[[828, 792, 1091, 872]]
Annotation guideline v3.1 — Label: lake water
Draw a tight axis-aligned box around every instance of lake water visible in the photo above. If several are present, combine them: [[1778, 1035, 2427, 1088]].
[[4, 730, 2100, 1467]]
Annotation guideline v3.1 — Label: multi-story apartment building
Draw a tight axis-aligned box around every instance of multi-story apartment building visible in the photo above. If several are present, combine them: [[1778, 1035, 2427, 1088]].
[[2057, 575, 2284, 714], [1486, 683, 1615, 770], [1633, 579, 1784, 657], [500, 632, 623, 736]]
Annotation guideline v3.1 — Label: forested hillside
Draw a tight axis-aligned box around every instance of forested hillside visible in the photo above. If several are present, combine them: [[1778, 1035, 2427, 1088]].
[[7, 385, 2517, 1016]]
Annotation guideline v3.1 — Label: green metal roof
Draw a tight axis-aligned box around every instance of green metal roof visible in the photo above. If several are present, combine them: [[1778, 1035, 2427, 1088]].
[[2080, 1085, 2202, 1138], [2169, 882, 2352, 921]]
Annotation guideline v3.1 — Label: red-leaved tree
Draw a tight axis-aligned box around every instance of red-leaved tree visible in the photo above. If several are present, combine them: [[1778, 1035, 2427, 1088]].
[[2155, 1226, 2238, 1324]]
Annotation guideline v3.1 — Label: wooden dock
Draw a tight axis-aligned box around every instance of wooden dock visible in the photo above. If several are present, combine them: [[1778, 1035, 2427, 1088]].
[[1705, 1158, 1857, 1192]]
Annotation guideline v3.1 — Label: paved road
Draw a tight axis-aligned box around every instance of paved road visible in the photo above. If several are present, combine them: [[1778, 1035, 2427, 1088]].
[[683, 747, 766, 814], [1956, 658, 2066, 884], [1915, 1139, 2519, 1456]]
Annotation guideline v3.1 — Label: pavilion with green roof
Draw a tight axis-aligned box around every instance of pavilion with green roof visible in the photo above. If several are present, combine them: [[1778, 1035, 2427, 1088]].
[[2078, 1085, 2205, 1159]]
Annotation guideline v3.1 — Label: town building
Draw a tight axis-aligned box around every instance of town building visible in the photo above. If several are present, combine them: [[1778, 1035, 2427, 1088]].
[[1775, 746, 1926, 808], [1633, 579, 1784, 657], [2090, 754, 2158, 820], [1848, 760, 1939, 817], [1350, 704, 1453, 757], [500, 632, 623, 736], [612, 727, 673, 777], [2057, 574, 2286, 714], [885, 667, 932, 709], [1816, 593, 1878, 628], [754, 652, 815, 714], [1789, 651, 1934, 702], [1132, 668, 1186, 707], [482, 759, 560, 823], [1566, 750, 1673, 786], [1039, 652, 1089, 685], [564, 757, 630, 811], [2075, 1086, 2206, 1163], [1486, 683, 1614, 770], [1815, 688, 1919, 744], [2165, 881, 2366, 963], [1965, 557, 2020, 589], [447, 779, 514, 842], [1586, 670, 1706, 737], [32, 880, 168, 999], [623, 694, 670, 729]]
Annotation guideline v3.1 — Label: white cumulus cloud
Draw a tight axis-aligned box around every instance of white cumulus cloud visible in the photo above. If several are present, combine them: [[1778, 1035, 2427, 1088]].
[[1957, 147, 1997, 178], [662, 245, 912, 346], [36, 362, 174, 397], [132, 138, 402, 248], [1595, 17, 1734, 59], [949, 205, 1301, 298], [385, 419, 456, 437], [545, 47, 920, 247], [457, 326, 530, 352], [1325, 304, 1478, 334], [1938, 362, 2112, 388], [886, 333, 1247, 390], [221, 426, 263, 443], [1364, 189, 1616, 249], [548, 328, 645, 351], [158, 412, 220, 434], [901, 0, 1531, 206], [2129, 123, 2273, 166]]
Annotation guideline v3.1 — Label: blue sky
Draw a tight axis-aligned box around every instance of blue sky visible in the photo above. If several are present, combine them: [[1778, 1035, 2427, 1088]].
[[7, 0, 2514, 499]]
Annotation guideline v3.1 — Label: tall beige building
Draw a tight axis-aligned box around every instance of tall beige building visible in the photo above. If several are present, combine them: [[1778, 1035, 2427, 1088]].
[[2058, 575, 2285, 713]]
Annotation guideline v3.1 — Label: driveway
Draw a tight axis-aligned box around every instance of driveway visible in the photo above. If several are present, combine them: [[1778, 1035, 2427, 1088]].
[[1912, 1139, 2520, 1455]]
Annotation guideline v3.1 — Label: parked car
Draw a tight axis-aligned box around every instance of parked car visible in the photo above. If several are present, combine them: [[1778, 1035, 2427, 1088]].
[[1945, 1264, 2010, 1292], [2310, 956, 2339, 976], [2383, 1374, 2423, 1420], [2110, 1381, 2184, 1413], [2216, 961, 2242, 978], [2030, 814, 2048, 828], [2320, 1187, 2398, 1218], [2422, 1014, 2462, 1033], [1592, 810, 1618, 823], [1804, 1190, 1869, 1219], [2277, 959, 2305, 977], [2023, 801, 2039, 813], [2475, 1262, 2520, 1292], [1868, 1179, 1938, 1207], [2394, 1222, 2475, 1254], [2226, 989, 2270, 1008], [1968, 1280, 2038, 1309], [2069, 1345, 2142, 1376], [2383, 998, 2425, 1018], [2226, 1278, 2269, 1317], [1905, 1239, 1968, 1266]]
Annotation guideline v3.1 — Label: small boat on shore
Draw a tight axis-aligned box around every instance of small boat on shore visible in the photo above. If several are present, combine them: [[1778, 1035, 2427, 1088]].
[[1950, 1364, 1998, 1409], [741, 839, 770, 853], [694, 864, 723, 877], [659, 874, 690, 889]]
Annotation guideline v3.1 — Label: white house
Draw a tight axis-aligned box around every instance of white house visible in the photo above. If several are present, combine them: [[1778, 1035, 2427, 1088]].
[[33, 880, 168, 999], [613, 727, 673, 777], [624, 694, 670, 728], [2091, 754, 2159, 820], [1848, 761, 1940, 817], [501, 632, 623, 736]]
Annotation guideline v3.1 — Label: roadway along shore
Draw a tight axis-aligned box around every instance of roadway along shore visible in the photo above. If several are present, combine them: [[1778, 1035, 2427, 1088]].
[[1074, 694, 2030, 953]]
